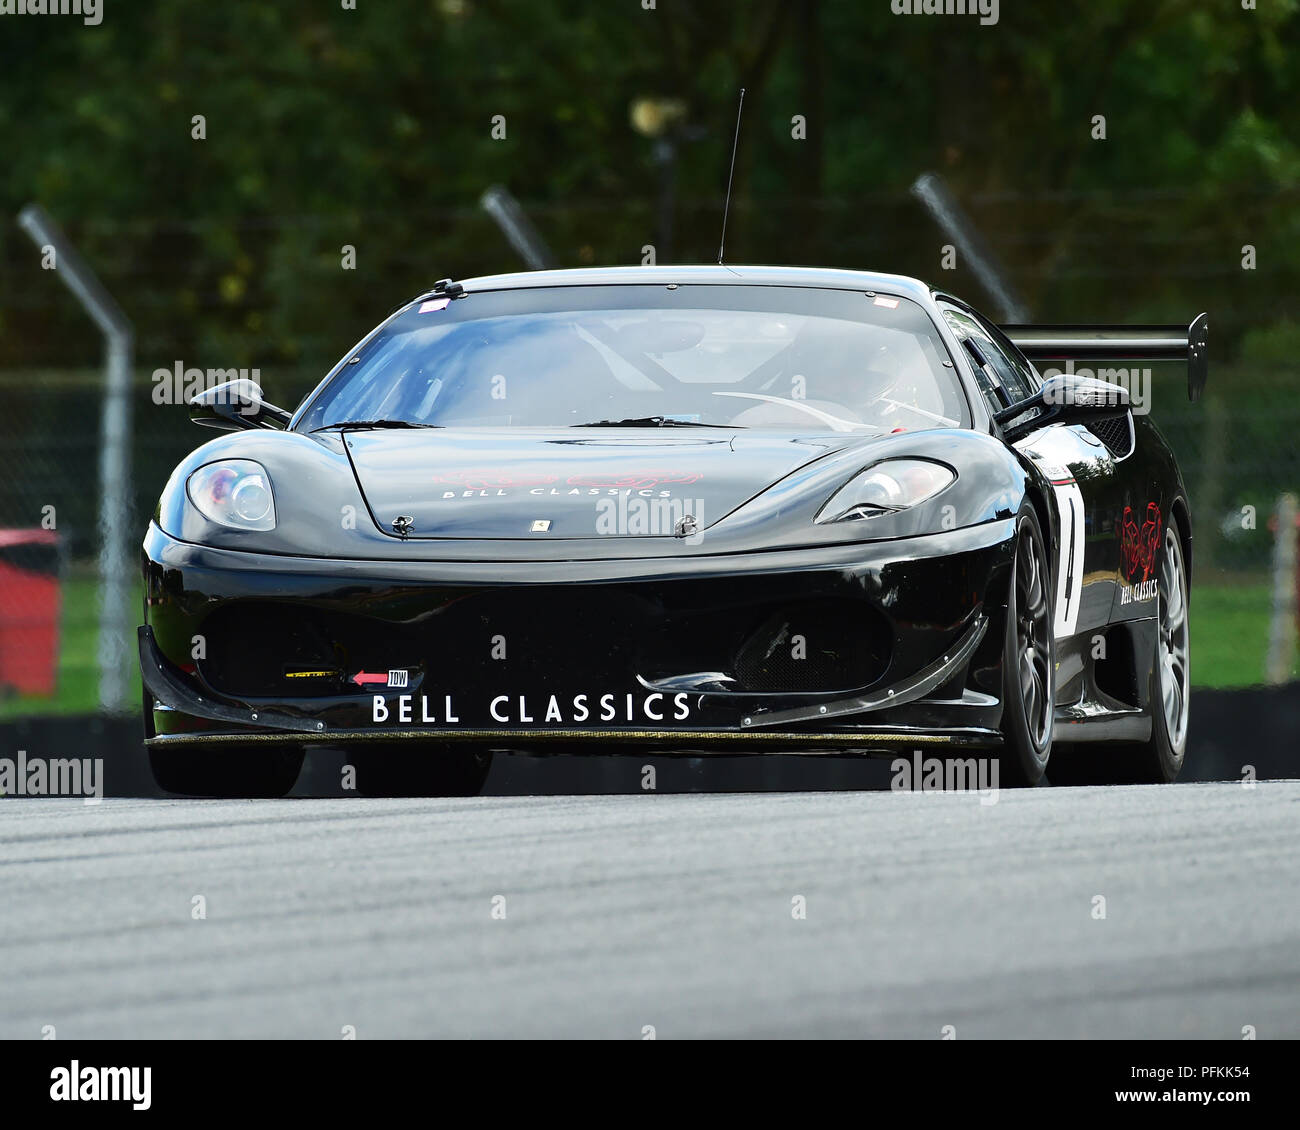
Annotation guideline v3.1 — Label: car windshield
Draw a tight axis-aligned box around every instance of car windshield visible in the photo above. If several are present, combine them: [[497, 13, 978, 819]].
[[295, 284, 968, 433]]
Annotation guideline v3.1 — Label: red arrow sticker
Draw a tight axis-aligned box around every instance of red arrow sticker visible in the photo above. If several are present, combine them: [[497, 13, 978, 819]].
[[351, 669, 410, 688]]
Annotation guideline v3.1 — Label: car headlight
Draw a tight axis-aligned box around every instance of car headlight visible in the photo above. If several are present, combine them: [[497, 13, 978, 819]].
[[186, 460, 276, 531], [815, 459, 954, 523]]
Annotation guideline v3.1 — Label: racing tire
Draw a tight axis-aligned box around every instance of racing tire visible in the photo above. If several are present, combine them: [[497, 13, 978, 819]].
[[998, 508, 1055, 787], [148, 745, 305, 798]]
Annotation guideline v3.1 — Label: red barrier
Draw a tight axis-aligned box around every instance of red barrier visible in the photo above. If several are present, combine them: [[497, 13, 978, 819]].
[[0, 529, 62, 696]]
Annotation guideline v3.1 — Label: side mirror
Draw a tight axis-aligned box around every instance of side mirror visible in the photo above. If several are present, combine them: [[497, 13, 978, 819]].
[[189, 379, 292, 432], [994, 375, 1129, 444]]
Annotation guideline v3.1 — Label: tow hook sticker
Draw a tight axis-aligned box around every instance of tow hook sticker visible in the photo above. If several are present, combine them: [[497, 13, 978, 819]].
[[351, 670, 409, 688]]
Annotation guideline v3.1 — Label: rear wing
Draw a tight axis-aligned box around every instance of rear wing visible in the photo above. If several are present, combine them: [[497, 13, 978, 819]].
[[1002, 312, 1208, 402]]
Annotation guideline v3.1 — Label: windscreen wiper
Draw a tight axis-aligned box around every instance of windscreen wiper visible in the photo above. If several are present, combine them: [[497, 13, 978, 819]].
[[314, 420, 443, 431], [572, 416, 737, 428]]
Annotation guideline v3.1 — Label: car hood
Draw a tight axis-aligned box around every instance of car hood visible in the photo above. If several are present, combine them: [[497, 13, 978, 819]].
[[341, 427, 857, 539]]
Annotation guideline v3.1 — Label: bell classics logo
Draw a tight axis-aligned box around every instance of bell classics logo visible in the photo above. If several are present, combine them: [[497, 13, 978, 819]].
[[432, 469, 703, 499], [1119, 502, 1161, 604], [371, 690, 692, 725]]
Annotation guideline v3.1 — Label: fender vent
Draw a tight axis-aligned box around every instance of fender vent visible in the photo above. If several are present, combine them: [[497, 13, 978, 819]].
[[1086, 415, 1133, 458], [1094, 624, 1140, 707]]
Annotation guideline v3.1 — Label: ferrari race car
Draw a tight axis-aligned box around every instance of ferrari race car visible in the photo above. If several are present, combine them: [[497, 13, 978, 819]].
[[139, 266, 1206, 795]]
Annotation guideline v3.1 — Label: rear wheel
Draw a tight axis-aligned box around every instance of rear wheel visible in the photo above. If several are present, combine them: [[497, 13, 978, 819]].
[[149, 745, 305, 798], [998, 509, 1055, 786], [344, 744, 492, 797], [1146, 521, 1192, 778]]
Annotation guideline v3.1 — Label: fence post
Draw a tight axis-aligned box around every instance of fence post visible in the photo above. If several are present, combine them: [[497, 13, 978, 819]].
[[910, 172, 1029, 323], [1265, 492, 1298, 685], [17, 204, 135, 714], [480, 186, 555, 270]]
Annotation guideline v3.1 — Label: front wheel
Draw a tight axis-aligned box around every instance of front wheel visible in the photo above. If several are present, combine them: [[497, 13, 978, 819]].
[[998, 509, 1055, 787], [148, 745, 305, 797]]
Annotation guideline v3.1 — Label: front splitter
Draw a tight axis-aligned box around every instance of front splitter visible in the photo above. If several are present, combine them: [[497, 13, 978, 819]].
[[145, 726, 1003, 752]]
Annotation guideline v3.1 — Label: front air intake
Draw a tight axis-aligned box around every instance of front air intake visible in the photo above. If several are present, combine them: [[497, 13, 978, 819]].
[[731, 601, 890, 693]]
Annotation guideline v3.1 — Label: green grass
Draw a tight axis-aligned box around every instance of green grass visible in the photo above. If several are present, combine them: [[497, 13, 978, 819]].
[[1189, 581, 1295, 688], [0, 575, 1290, 719]]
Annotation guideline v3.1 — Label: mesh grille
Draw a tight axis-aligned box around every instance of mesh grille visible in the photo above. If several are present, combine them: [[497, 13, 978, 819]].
[[194, 590, 893, 699], [1086, 415, 1133, 457]]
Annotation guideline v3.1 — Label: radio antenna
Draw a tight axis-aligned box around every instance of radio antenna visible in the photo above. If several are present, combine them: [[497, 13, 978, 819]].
[[717, 87, 746, 265]]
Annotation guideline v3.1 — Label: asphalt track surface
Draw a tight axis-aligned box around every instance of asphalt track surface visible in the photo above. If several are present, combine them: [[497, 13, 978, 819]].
[[2, 776, 1297, 1038]]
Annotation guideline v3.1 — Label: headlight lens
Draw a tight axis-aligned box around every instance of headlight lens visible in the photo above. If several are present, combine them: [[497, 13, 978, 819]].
[[816, 459, 954, 523], [186, 460, 276, 531]]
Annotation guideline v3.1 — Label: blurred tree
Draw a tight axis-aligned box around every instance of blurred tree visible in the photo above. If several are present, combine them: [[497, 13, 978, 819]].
[[0, 0, 1296, 373]]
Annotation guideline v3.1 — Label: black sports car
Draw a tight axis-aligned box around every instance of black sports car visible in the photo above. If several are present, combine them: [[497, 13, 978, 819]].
[[138, 266, 1207, 795]]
